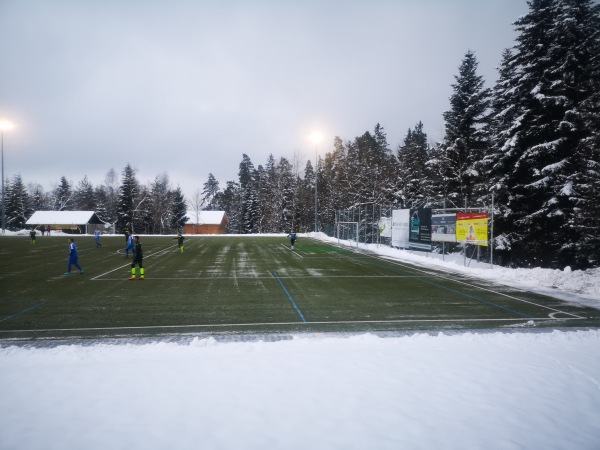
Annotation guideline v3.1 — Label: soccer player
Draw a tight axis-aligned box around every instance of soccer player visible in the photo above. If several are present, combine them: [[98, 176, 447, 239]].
[[65, 238, 84, 275], [94, 227, 102, 248], [129, 235, 145, 280], [30, 228, 36, 245], [287, 231, 297, 250], [175, 232, 185, 253], [125, 232, 135, 257]]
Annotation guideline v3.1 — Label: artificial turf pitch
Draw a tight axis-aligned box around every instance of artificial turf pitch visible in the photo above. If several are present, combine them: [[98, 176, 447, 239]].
[[1, 234, 598, 341]]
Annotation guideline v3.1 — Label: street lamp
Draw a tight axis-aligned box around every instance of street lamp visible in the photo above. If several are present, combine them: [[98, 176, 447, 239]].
[[309, 132, 323, 233], [0, 119, 15, 234]]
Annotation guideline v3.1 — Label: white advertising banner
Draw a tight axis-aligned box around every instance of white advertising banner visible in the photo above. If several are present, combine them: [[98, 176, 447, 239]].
[[391, 209, 410, 248], [378, 217, 392, 238]]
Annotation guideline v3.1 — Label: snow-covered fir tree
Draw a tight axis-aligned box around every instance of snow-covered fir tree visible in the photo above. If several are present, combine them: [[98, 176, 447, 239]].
[[437, 51, 491, 208], [146, 174, 171, 234], [396, 122, 432, 208], [201, 173, 220, 210], [52, 176, 73, 211], [72, 176, 95, 211], [117, 163, 144, 233], [238, 154, 260, 233], [489, 0, 600, 268], [4, 174, 30, 230], [169, 186, 188, 232]]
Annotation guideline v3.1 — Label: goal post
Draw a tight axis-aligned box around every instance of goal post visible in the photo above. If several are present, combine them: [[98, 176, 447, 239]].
[[337, 221, 359, 248]]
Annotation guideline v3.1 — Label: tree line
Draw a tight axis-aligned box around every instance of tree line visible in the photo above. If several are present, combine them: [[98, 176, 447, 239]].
[[3, 0, 599, 269], [4, 164, 188, 235]]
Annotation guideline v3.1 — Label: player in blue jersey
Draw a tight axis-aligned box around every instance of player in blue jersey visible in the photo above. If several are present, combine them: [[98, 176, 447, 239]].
[[65, 238, 84, 275], [125, 232, 135, 257], [287, 231, 297, 250], [94, 227, 102, 248]]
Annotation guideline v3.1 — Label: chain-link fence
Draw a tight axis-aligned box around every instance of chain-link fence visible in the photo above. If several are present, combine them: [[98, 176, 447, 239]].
[[334, 204, 395, 246]]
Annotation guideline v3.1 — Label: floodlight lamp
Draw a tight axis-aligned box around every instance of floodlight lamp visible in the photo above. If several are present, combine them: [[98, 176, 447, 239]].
[[309, 132, 323, 145], [0, 120, 14, 131]]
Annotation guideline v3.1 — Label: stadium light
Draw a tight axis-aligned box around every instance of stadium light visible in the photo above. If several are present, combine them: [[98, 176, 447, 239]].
[[309, 133, 323, 233], [0, 119, 15, 234]]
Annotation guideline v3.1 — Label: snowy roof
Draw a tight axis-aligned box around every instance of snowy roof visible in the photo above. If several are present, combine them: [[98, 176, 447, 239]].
[[185, 211, 227, 225], [26, 211, 105, 225]]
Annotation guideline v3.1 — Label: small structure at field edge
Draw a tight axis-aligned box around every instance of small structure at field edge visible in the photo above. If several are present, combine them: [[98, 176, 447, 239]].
[[184, 211, 228, 235], [26, 211, 106, 234]]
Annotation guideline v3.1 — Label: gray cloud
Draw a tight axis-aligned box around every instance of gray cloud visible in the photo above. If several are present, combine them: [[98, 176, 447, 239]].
[[0, 0, 527, 198]]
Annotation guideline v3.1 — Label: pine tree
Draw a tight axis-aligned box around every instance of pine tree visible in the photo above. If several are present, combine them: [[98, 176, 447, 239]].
[[216, 181, 241, 233], [276, 157, 296, 232], [28, 183, 51, 211], [53, 176, 73, 211], [491, 0, 600, 268], [299, 158, 315, 231], [147, 174, 171, 234], [238, 154, 259, 233], [117, 163, 144, 233], [5, 174, 30, 230], [258, 154, 278, 232], [170, 186, 188, 232], [202, 173, 220, 210], [396, 122, 432, 208], [73, 176, 95, 210], [93, 185, 109, 224], [440, 51, 491, 207], [323, 136, 349, 228]]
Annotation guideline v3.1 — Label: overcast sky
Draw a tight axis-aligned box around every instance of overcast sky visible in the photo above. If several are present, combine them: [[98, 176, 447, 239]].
[[0, 0, 529, 199]]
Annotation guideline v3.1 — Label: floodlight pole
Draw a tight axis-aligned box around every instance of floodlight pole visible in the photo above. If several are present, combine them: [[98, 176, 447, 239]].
[[314, 146, 318, 233], [1, 128, 5, 233]]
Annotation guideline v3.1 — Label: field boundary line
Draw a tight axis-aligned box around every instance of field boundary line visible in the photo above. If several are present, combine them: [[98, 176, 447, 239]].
[[0, 316, 586, 335]]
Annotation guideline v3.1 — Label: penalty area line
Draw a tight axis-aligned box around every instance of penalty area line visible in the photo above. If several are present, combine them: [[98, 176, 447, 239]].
[[91, 244, 179, 280]]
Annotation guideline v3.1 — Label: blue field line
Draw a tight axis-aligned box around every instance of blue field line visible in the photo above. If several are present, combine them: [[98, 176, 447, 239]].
[[421, 279, 533, 318], [0, 301, 47, 324], [273, 271, 307, 323]]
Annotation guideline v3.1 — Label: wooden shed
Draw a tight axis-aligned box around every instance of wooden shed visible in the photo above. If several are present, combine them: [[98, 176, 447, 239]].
[[184, 211, 228, 235], [26, 211, 106, 235]]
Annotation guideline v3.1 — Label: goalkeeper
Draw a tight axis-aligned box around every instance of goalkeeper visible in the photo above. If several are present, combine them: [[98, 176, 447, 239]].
[[129, 235, 145, 280], [174, 232, 185, 253]]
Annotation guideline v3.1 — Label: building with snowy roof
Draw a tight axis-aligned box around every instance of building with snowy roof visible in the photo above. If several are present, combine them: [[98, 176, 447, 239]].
[[26, 211, 106, 235], [184, 211, 228, 235]]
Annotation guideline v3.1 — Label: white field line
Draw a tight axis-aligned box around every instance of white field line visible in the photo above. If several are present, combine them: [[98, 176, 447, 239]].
[[280, 243, 303, 257], [91, 244, 177, 280], [379, 257, 585, 319], [0, 316, 586, 335], [91, 238, 584, 321], [335, 246, 586, 319], [92, 275, 428, 281], [304, 237, 586, 320]]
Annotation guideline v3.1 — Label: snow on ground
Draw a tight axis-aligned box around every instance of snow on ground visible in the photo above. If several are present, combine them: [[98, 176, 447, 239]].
[[1, 231, 599, 450]]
